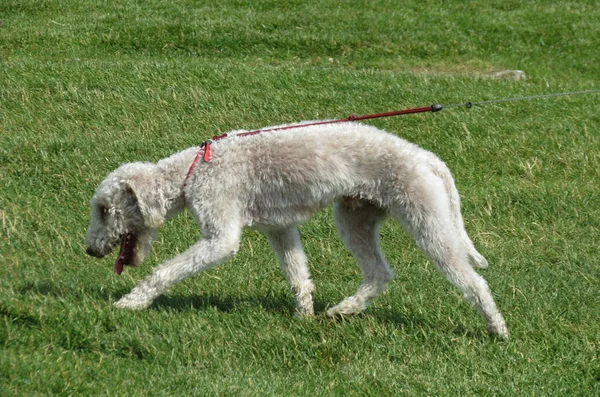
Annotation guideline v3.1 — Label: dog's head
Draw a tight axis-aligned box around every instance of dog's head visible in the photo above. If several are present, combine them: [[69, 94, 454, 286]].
[[84, 162, 166, 273]]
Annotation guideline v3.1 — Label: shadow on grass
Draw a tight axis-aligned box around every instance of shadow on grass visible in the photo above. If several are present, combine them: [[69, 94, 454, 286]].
[[20, 280, 492, 340], [450, 323, 494, 342], [151, 294, 358, 319], [18, 281, 63, 297], [368, 307, 429, 329], [0, 302, 41, 328], [151, 293, 434, 331], [18, 280, 117, 301], [152, 293, 299, 316], [327, 307, 495, 341]]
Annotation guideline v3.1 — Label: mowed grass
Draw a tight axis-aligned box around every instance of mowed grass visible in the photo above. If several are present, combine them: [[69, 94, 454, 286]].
[[1, 0, 599, 395]]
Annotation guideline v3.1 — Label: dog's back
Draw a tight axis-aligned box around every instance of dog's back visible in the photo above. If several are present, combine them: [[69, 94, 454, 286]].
[[202, 123, 433, 222]]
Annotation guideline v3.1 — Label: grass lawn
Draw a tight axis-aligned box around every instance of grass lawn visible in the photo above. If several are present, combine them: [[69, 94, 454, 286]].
[[1, 0, 599, 395]]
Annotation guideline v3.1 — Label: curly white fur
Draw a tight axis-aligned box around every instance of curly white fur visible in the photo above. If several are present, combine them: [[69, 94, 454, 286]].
[[85, 122, 508, 338]]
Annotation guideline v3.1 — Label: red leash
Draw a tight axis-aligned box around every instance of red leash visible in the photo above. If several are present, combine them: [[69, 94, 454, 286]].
[[183, 103, 442, 189], [193, 103, 442, 163], [213, 103, 443, 143], [183, 87, 600, 187]]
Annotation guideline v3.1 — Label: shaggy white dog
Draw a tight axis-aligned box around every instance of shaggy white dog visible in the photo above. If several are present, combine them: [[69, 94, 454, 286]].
[[85, 122, 508, 338]]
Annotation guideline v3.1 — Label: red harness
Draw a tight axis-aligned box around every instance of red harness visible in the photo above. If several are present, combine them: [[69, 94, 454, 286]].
[[183, 104, 442, 190]]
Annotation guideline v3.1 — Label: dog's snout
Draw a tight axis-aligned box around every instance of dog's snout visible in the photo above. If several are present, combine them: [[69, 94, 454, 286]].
[[86, 246, 104, 258]]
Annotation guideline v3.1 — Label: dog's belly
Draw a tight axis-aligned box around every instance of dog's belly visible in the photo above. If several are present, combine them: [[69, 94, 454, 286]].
[[244, 201, 330, 229]]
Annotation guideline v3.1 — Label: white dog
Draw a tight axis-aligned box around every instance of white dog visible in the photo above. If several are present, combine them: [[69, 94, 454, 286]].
[[85, 122, 508, 338]]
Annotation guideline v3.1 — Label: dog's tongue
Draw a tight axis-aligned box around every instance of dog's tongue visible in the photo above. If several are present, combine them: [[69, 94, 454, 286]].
[[114, 234, 131, 275]]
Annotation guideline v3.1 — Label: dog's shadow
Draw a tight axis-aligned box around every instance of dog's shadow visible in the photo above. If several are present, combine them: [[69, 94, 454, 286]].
[[149, 295, 492, 340], [151, 293, 327, 316], [20, 282, 487, 339], [149, 293, 431, 331]]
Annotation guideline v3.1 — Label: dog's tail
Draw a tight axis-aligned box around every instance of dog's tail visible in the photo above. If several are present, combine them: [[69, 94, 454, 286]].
[[432, 159, 489, 269]]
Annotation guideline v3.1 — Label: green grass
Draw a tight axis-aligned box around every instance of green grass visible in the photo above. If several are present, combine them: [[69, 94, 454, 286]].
[[1, 0, 599, 395]]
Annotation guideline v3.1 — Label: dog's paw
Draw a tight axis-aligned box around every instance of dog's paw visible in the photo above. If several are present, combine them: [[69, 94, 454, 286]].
[[489, 324, 509, 340], [488, 316, 509, 340], [326, 297, 365, 317], [294, 306, 315, 318], [114, 294, 152, 310]]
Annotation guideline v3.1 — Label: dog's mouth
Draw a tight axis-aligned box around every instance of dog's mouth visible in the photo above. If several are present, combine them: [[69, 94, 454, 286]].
[[114, 233, 137, 275]]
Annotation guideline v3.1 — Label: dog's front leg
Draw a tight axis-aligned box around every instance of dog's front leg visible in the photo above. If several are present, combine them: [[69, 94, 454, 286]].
[[264, 226, 315, 317], [115, 232, 241, 310]]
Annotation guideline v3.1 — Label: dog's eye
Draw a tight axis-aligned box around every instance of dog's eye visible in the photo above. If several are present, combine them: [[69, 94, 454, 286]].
[[99, 206, 109, 219]]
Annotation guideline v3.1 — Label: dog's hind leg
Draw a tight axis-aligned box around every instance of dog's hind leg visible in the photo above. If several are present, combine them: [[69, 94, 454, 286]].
[[264, 226, 315, 316], [390, 171, 508, 338], [327, 200, 394, 316], [431, 159, 488, 269]]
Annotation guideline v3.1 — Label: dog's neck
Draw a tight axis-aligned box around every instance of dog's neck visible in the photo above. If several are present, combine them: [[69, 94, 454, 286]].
[[155, 146, 202, 218]]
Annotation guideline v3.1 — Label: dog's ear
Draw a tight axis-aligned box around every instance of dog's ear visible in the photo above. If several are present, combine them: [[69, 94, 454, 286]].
[[124, 174, 166, 229]]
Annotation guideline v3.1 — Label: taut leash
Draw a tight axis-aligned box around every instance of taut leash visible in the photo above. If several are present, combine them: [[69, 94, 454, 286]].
[[183, 89, 600, 187], [441, 89, 600, 110]]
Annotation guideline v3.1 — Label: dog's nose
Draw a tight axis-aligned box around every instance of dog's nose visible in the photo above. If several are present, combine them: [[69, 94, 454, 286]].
[[86, 247, 103, 258]]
